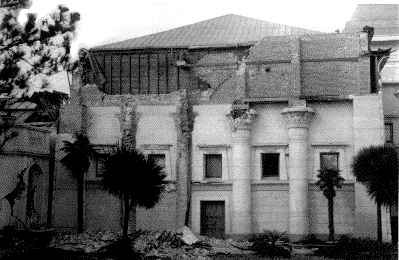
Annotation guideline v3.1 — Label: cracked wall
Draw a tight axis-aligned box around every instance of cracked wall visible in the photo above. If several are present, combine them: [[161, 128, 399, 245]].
[[57, 83, 195, 232], [193, 32, 371, 102]]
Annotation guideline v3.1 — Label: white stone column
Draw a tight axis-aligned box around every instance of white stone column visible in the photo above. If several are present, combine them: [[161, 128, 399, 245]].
[[281, 105, 314, 239], [227, 109, 257, 234]]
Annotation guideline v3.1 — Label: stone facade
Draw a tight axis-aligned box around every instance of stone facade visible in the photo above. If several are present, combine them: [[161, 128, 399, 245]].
[[53, 14, 391, 241]]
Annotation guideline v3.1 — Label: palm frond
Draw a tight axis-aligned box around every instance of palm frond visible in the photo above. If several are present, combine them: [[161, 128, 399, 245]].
[[316, 168, 344, 198], [60, 133, 95, 177], [352, 145, 398, 207], [100, 144, 167, 209]]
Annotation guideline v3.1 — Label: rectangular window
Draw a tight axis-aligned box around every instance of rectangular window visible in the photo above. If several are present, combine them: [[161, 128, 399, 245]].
[[320, 152, 339, 171], [261, 153, 279, 178], [385, 123, 393, 143], [204, 154, 222, 179], [148, 154, 166, 168]]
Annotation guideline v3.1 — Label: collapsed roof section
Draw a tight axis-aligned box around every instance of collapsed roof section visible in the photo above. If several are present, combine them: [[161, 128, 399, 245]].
[[82, 15, 388, 101], [0, 91, 68, 126]]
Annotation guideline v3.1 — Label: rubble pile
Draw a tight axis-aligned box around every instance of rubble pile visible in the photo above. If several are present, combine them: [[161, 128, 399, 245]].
[[49, 230, 119, 253], [49, 227, 254, 259], [133, 227, 253, 259]]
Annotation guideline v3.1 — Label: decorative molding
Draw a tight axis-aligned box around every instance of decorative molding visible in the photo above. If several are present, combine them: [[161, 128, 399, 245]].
[[192, 182, 233, 191], [311, 143, 349, 147], [251, 181, 289, 191], [0, 150, 51, 158], [252, 143, 288, 147], [281, 106, 314, 128], [197, 144, 231, 149], [139, 144, 173, 150], [226, 109, 257, 131], [164, 182, 176, 192], [92, 144, 116, 154]]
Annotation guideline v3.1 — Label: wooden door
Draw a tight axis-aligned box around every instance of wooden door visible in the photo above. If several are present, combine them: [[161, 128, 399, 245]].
[[200, 201, 225, 239]]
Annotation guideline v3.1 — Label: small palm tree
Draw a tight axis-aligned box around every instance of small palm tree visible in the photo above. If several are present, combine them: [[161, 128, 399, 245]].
[[60, 133, 95, 233], [100, 143, 166, 240], [316, 168, 345, 241], [352, 145, 398, 243]]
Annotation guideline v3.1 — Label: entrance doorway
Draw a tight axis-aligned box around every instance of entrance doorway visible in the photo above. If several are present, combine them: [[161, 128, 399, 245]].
[[200, 201, 225, 239]]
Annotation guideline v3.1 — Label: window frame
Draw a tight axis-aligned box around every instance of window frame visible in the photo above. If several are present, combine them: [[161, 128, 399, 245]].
[[193, 145, 230, 182], [95, 153, 108, 177], [252, 145, 288, 181], [261, 153, 280, 178], [86, 144, 116, 180], [204, 154, 223, 179], [148, 153, 166, 168], [320, 152, 340, 172], [139, 144, 174, 181], [312, 145, 350, 181], [385, 122, 394, 144]]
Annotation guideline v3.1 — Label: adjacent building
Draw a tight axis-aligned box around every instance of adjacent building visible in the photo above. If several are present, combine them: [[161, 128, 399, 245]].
[[344, 3, 399, 243]]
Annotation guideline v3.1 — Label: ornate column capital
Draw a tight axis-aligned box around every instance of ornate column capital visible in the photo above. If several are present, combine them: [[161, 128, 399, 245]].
[[281, 106, 314, 128], [227, 109, 257, 132]]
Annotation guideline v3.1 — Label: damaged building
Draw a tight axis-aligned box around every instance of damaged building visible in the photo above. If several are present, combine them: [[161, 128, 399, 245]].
[[54, 13, 392, 241], [343, 4, 399, 242]]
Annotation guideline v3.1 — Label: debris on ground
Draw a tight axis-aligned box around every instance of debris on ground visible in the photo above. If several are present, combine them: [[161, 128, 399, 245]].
[[49, 227, 254, 259], [179, 226, 199, 245], [49, 230, 119, 253]]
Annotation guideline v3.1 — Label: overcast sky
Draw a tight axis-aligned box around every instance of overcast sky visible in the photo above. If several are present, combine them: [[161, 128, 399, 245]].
[[19, 1, 397, 57]]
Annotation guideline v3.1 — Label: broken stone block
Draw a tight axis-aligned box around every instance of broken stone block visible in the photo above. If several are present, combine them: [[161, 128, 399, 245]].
[[179, 226, 199, 245]]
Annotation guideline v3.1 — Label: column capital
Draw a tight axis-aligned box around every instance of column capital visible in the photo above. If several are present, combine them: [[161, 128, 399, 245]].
[[281, 106, 314, 128], [227, 109, 257, 132]]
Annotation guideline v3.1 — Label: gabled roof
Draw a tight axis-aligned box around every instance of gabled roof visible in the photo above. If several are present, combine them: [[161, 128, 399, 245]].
[[92, 14, 321, 50]]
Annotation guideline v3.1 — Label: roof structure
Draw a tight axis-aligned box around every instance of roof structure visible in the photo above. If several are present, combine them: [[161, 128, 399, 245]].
[[92, 14, 321, 50], [343, 4, 399, 36]]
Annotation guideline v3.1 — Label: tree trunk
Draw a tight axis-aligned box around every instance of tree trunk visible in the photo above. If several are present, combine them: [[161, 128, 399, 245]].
[[123, 193, 130, 240], [328, 197, 335, 241], [77, 172, 84, 233], [377, 201, 382, 242]]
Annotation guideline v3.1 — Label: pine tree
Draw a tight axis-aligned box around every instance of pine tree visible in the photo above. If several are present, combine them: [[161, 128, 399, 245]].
[[0, 0, 80, 97]]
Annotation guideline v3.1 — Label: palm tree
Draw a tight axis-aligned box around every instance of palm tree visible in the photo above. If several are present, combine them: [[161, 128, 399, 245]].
[[316, 168, 345, 241], [100, 144, 166, 240], [351, 145, 398, 243], [60, 133, 95, 233]]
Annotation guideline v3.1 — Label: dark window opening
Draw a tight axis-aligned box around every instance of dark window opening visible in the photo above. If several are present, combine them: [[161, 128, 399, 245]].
[[204, 154, 222, 179], [385, 123, 394, 144], [261, 153, 279, 178], [320, 152, 339, 171], [148, 154, 166, 168], [370, 55, 378, 93]]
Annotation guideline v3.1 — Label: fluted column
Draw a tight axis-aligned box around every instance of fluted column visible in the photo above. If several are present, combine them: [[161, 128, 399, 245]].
[[227, 109, 257, 234], [281, 105, 314, 239]]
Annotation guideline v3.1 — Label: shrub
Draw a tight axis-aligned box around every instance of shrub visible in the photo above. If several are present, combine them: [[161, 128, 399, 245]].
[[249, 230, 292, 258], [316, 235, 398, 259]]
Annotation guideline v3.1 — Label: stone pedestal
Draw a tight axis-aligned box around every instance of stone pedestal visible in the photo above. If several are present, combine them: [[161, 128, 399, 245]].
[[227, 109, 256, 234], [281, 106, 314, 239]]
